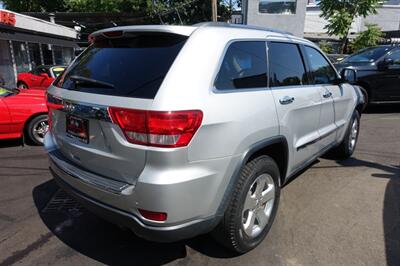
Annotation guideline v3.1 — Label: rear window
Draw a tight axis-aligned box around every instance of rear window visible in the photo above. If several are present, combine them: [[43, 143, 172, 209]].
[[55, 33, 187, 99]]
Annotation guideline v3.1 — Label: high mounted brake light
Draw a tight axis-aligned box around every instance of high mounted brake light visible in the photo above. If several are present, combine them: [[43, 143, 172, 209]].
[[108, 107, 203, 148], [102, 30, 123, 38]]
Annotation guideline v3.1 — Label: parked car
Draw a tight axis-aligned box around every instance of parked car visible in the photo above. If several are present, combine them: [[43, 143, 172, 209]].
[[17, 65, 66, 90], [45, 23, 364, 253], [0, 86, 48, 145], [334, 45, 400, 109], [327, 54, 347, 63]]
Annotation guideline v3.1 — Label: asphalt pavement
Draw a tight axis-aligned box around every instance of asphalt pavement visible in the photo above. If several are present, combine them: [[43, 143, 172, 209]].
[[0, 105, 399, 266]]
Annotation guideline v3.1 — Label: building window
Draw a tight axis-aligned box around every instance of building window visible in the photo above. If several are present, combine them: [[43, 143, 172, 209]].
[[41, 44, 54, 65], [259, 0, 297, 14], [12, 41, 30, 74], [0, 40, 15, 87], [53, 46, 74, 65], [307, 0, 320, 6], [28, 43, 42, 69]]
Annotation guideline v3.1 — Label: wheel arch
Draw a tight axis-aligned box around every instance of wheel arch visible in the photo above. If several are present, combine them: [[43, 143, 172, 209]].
[[215, 136, 289, 221], [353, 84, 367, 114], [355, 80, 371, 100], [17, 80, 28, 87], [245, 136, 289, 187]]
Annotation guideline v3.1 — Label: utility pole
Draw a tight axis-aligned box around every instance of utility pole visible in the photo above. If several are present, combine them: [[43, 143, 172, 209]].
[[212, 0, 217, 22]]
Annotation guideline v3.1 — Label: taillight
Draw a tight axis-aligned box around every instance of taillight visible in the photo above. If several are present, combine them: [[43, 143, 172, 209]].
[[46, 93, 63, 110], [46, 94, 63, 131], [108, 107, 203, 148]]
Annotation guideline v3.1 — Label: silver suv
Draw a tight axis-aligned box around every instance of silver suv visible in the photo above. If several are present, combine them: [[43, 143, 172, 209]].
[[45, 23, 364, 253]]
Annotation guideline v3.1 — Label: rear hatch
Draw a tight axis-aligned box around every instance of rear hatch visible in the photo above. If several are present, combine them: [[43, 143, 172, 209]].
[[47, 31, 188, 184]]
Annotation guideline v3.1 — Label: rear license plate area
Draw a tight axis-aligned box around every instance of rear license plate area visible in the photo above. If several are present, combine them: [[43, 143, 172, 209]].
[[66, 115, 89, 143]]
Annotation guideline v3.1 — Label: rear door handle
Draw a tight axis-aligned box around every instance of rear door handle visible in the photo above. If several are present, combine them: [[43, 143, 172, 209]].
[[279, 96, 295, 105], [323, 92, 332, 98]]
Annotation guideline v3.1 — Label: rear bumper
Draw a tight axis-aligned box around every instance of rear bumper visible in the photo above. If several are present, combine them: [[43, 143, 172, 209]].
[[51, 165, 219, 242]]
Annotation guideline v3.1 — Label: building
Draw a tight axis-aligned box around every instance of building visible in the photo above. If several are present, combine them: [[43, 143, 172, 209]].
[[0, 9, 78, 88], [304, 0, 400, 42], [242, 0, 308, 37]]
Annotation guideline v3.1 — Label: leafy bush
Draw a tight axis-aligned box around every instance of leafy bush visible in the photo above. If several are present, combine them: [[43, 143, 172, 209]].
[[319, 40, 334, 54], [351, 24, 384, 52]]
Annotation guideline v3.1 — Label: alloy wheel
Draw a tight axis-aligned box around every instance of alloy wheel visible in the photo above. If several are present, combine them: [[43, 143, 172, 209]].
[[32, 119, 49, 144], [242, 173, 275, 238], [348, 118, 358, 152]]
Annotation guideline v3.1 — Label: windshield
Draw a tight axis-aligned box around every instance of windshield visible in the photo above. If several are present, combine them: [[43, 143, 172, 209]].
[[343, 47, 391, 63], [0, 87, 16, 97], [55, 33, 187, 99]]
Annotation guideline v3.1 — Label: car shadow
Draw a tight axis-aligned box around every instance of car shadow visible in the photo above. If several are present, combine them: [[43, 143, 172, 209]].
[[0, 139, 23, 148], [364, 104, 400, 114], [334, 157, 400, 266], [32, 180, 238, 265]]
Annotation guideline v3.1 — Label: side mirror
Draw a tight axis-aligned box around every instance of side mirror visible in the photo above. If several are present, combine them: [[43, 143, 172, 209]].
[[39, 73, 49, 78], [340, 68, 357, 84], [378, 58, 394, 70], [384, 58, 394, 66]]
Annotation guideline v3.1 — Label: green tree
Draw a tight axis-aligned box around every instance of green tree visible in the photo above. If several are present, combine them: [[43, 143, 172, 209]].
[[351, 24, 383, 52], [319, 40, 334, 54], [319, 0, 382, 53], [65, 0, 147, 13], [2, 0, 67, 12], [2, 0, 233, 23]]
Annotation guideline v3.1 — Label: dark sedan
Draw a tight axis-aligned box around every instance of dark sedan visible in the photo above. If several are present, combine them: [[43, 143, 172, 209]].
[[334, 45, 400, 109]]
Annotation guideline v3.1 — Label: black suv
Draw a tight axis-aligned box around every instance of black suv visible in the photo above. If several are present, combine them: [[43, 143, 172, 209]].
[[334, 45, 400, 108]]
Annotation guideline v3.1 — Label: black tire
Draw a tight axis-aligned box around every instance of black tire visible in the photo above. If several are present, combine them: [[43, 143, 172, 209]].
[[212, 155, 280, 253], [26, 114, 48, 145], [17, 81, 29, 89], [331, 110, 360, 159]]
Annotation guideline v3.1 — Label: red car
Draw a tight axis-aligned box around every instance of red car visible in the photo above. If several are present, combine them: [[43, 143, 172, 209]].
[[0, 86, 48, 145], [17, 65, 65, 90]]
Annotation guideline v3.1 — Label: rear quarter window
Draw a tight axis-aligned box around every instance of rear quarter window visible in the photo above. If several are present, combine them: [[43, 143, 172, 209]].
[[214, 41, 268, 91], [55, 33, 187, 99]]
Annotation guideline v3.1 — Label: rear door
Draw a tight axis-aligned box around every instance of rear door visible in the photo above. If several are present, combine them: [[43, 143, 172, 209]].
[[47, 33, 188, 184], [268, 41, 322, 171], [302, 45, 339, 149]]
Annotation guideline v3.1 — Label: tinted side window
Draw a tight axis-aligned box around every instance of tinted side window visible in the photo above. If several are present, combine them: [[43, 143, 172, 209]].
[[268, 42, 307, 87], [304, 46, 337, 84], [387, 49, 400, 65], [214, 41, 268, 90]]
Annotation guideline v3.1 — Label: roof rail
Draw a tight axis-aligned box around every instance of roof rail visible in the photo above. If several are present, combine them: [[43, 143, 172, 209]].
[[193, 22, 293, 36]]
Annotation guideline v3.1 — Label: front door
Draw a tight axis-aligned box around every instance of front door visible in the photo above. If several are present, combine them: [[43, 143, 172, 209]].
[[302, 46, 341, 149], [268, 41, 322, 173], [377, 49, 400, 101], [0, 98, 11, 136]]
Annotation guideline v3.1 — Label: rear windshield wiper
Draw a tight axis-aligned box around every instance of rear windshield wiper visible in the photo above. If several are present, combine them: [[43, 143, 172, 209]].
[[69, 75, 115, 89]]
